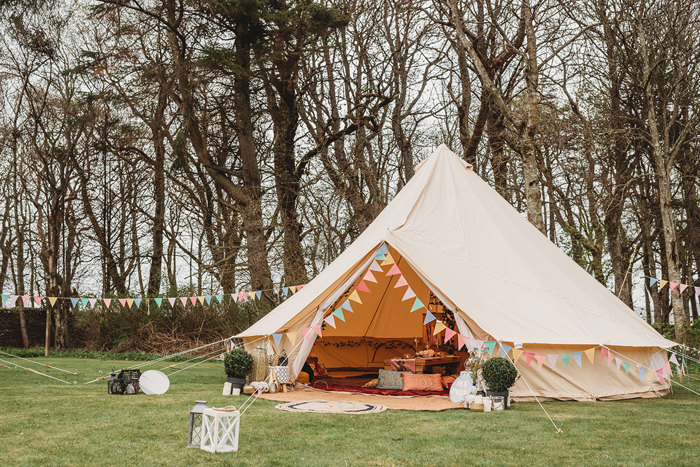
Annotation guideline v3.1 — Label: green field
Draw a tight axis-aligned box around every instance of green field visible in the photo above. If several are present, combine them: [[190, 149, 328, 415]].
[[0, 357, 698, 466]]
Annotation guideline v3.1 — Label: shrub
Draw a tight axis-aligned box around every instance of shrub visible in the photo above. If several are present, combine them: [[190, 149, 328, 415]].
[[481, 357, 518, 392], [224, 348, 253, 378]]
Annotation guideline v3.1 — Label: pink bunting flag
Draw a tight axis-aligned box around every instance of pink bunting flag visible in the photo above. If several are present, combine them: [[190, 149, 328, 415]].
[[524, 352, 535, 367], [118, 298, 127, 307], [240, 292, 249, 302], [547, 354, 558, 369], [679, 284, 688, 294], [103, 298, 112, 308], [472, 339, 484, 349], [535, 354, 546, 369], [402, 287, 416, 301], [607, 351, 615, 366], [302, 327, 313, 342], [600, 346, 608, 362], [368, 260, 383, 272], [385, 264, 401, 276], [669, 282, 678, 292], [33, 296, 43, 306], [656, 369, 665, 382], [297, 284, 306, 290], [180, 297, 188, 306], [669, 353, 679, 365], [189, 296, 197, 306], [664, 362, 672, 377], [312, 323, 323, 338], [444, 328, 457, 344], [363, 270, 377, 283], [324, 314, 336, 329], [356, 281, 371, 293], [457, 334, 468, 350], [22, 296, 30, 305], [394, 275, 408, 288]]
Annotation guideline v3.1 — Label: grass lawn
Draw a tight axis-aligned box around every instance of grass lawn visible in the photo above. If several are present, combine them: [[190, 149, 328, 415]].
[[0, 357, 698, 466]]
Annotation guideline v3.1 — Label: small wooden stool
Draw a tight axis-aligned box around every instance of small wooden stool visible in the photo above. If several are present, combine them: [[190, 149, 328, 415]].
[[200, 407, 240, 453]]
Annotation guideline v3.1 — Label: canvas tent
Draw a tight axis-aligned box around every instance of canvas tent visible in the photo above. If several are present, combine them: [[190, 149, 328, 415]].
[[237, 144, 675, 401]]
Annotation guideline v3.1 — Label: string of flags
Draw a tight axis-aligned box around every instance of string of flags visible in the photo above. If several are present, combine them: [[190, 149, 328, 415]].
[[646, 277, 700, 296], [0, 283, 308, 310]]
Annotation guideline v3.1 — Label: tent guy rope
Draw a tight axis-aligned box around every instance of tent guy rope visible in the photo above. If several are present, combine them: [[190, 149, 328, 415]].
[[0, 356, 75, 385], [0, 350, 78, 375]]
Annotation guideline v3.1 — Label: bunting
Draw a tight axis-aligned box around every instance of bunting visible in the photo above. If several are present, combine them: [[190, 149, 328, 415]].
[[444, 328, 456, 344], [324, 314, 336, 329], [484, 341, 496, 357], [423, 310, 436, 325], [432, 321, 447, 335], [272, 333, 283, 348], [356, 281, 371, 293]]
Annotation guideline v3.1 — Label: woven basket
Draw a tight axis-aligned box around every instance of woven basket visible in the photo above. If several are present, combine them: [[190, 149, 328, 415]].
[[270, 365, 290, 384], [252, 348, 268, 381]]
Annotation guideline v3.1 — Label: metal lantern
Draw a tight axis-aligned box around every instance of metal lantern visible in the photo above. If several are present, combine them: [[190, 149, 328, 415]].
[[187, 400, 207, 448]]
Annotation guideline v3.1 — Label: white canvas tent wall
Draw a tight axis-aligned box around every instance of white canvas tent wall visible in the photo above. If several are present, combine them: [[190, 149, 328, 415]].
[[237, 145, 674, 401]]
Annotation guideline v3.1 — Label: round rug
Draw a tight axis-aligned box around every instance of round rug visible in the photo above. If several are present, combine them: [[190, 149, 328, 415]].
[[275, 399, 386, 414]]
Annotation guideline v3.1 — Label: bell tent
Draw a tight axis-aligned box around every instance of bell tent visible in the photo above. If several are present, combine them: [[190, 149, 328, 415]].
[[237, 144, 674, 401]]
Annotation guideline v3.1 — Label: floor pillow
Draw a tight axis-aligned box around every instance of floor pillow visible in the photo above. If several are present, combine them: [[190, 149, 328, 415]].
[[402, 372, 443, 392], [377, 369, 406, 390]]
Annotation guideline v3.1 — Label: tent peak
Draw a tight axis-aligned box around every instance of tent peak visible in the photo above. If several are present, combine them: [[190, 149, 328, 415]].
[[415, 144, 473, 174]]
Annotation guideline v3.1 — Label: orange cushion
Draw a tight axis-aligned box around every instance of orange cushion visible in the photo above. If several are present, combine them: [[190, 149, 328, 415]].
[[401, 373, 443, 392], [296, 372, 310, 384]]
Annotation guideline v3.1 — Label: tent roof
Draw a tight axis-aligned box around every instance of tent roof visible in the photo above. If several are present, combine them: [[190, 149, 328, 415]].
[[238, 145, 674, 348]]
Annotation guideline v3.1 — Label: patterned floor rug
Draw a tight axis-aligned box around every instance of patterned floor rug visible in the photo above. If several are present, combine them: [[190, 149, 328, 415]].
[[275, 399, 387, 414]]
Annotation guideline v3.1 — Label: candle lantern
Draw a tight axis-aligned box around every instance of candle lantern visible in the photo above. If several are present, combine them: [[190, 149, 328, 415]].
[[187, 400, 208, 448]]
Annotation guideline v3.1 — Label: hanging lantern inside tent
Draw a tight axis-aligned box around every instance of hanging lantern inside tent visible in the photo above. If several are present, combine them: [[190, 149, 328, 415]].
[[187, 400, 207, 448]]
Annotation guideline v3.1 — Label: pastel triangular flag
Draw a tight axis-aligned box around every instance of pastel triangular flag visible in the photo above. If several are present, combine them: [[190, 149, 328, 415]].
[[484, 341, 496, 356], [341, 299, 353, 312], [240, 292, 249, 302], [394, 275, 408, 288], [607, 350, 615, 366], [333, 308, 345, 321], [283, 287, 289, 296], [547, 354, 558, 369], [457, 334, 468, 350], [369, 260, 383, 272], [423, 310, 436, 324], [375, 253, 386, 261], [256, 291, 262, 300], [189, 296, 197, 306], [0, 294, 8, 305], [432, 321, 446, 335], [118, 298, 127, 307], [500, 343, 512, 357], [512, 348, 523, 363], [600, 346, 608, 362], [103, 298, 112, 308], [154, 298, 163, 307], [444, 328, 457, 343], [49, 297, 58, 307], [648, 278, 658, 287], [324, 314, 336, 328], [638, 366, 645, 382], [472, 339, 483, 350], [180, 297, 188, 306], [297, 284, 306, 290], [561, 354, 571, 368], [204, 295, 213, 304], [572, 352, 582, 368], [402, 287, 416, 301], [584, 347, 596, 364], [356, 281, 371, 293], [381, 253, 395, 266], [647, 371, 654, 383], [230, 293, 238, 303], [623, 362, 630, 374], [679, 284, 688, 294], [348, 290, 362, 304], [376, 243, 390, 255], [615, 357, 622, 371], [385, 264, 401, 276], [197, 296, 205, 305], [658, 280, 668, 290], [287, 331, 297, 346], [134, 298, 142, 308], [524, 352, 535, 367], [80, 298, 89, 307], [695, 286, 700, 297], [669, 353, 678, 365], [656, 369, 664, 382], [167, 298, 176, 307], [22, 295, 30, 305], [215, 294, 223, 303], [410, 298, 425, 312], [272, 333, 283, 348], [289, 286, 296, 294], [71, 298, 80, 307], [35, 296, 44, 307], [88, 298, 97, 308], [126, 298, 134, 308], [363, 270, 377, 283], [535, 354, 546, 368], [669, 282, 678, 292]]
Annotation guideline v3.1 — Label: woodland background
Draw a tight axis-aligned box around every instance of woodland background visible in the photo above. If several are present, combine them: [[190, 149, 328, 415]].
[[0, 0, 698, 351]]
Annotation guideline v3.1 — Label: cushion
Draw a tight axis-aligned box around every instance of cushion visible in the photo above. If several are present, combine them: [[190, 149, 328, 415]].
[[362, 378, 379, 388], [296, 372, 310, 384], [402, 373, 443, 392], [377, 369, 406, 389], [441, 375, 456, 388]]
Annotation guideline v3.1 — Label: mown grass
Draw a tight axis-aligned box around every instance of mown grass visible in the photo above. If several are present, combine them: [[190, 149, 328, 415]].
[[0, 357, 698, 466]]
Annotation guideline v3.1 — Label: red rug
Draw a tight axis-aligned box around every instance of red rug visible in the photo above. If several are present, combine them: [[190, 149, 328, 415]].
[[314, 382, 449, 397]]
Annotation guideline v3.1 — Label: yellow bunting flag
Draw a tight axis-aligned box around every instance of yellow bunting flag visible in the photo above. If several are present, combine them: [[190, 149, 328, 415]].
[[348, 290, 362, 304], [647, 371, 654, 383], [287, 331, 297, 346], [658, 280, 668, 290], [432, 321, 447, 335], [512, 348, 523, 363], [584, 347, 596, 364], [126, 298, 134, 308], [290, 286, 297, 294], [48, 297, 58, 307], [381, 254, 395, 266], [197, 296, 205, 304]]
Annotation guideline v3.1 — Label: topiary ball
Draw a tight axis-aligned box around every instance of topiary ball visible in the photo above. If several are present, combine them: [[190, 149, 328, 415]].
[[481, 357, 518, 392], [224, 348, 254, 378]]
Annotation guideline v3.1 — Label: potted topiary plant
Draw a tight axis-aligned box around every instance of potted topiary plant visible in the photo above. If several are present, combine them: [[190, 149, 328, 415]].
[[224, 348, 253, 391], [481, 357, 518, 409]]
